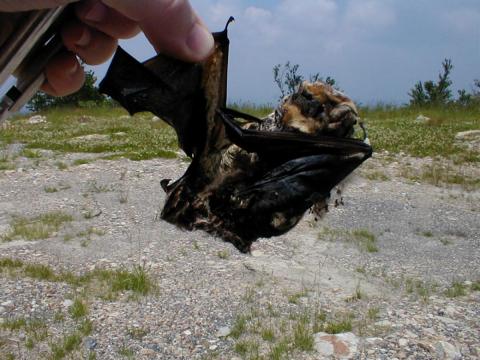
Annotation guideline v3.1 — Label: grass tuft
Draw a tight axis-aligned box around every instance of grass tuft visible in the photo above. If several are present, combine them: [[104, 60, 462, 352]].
[[323, 319, 353, 334], [445, 282, 467, 298], [1, 211, 73, 242], [69, 299, 88, 319]]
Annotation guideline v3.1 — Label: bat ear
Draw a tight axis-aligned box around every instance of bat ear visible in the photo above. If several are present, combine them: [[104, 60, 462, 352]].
[[210, 16, 234, 108]]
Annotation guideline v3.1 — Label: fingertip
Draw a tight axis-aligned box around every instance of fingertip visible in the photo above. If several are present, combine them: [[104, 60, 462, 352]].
[[43, 52, 85, 96]]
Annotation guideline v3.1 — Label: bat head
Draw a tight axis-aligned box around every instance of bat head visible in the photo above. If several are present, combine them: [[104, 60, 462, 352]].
[[277, 81, 359, 138]]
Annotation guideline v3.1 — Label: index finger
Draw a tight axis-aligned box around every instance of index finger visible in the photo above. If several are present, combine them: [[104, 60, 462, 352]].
[[0, 0, 78, 12], [101, 0, 214, 62]]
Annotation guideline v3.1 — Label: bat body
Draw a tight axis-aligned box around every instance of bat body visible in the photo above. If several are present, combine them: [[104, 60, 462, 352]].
[[99, 19, 372, 252]]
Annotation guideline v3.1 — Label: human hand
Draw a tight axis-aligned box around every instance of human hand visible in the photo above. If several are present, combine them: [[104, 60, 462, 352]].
[[0, 0, 214, 96]]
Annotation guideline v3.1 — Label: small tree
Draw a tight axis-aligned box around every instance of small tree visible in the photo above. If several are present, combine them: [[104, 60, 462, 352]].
[[273, 62, 338, 99], [473, 79, 480, 97], [27, 70, 106, 112], [408, 58, 454, 106]]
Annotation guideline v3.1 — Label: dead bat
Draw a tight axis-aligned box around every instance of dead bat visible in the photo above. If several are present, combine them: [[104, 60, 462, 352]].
[[99, 18, 372, 253]]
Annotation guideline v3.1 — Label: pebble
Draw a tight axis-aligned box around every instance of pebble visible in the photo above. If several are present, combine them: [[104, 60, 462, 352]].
[[216, 326, 231, 338], [63, 299, 74, 307], [399, 338, 408, 347], [84, 337, 97, 350]]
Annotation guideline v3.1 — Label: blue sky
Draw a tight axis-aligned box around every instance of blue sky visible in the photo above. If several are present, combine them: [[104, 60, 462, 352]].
[[103, 0, 478, 105]]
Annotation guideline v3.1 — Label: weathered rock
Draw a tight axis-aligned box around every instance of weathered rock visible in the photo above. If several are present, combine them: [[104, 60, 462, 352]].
[[455, 130, 480, 140], [455, 130, 480, 151], [73, 134, 110, 142], [415, 115, 430, 123], [216, 326, 231, 337], [434, 341, 461, 360], [314, 332, 359, 359], [27, 115, 47, 124]]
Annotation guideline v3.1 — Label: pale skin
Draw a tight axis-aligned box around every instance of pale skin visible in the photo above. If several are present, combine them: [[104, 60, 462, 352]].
[[0, 0, 214, 96]]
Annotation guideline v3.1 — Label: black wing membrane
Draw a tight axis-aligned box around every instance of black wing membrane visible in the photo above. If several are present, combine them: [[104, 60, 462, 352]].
[[99, 18, 235, 157], [218, 108, 373, 159], [99, 47, 206, 157]]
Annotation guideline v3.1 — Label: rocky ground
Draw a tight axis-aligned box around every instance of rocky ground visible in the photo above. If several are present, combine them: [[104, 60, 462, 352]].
[[0, 147, 479, 360]]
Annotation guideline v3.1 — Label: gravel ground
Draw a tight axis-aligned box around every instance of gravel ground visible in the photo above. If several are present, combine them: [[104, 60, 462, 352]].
[[0, 150, 479, 359]]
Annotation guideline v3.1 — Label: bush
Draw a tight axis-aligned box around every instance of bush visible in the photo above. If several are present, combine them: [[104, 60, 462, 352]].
[[273, 62, 338, 99], [409, 59, 453, 106]]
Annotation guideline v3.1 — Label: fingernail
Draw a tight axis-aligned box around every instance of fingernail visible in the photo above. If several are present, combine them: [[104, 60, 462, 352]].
[[186, 24, 214, 59], [75, 28, 91, 47], [68, 61, 79, 75], [85, 2, 107, 22]]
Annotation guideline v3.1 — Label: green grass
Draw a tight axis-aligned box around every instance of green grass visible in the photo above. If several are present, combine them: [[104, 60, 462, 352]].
[[319, 227, 379, 253], [230, 315, 248, 339], [292, 321, 314, 351], [1, 211, 73, 242], [108, 265, 153, 295], [21, 149, 42, 158], [1, 317, 49, 346], [24, 264, 56, 281], [399, 161, 480, 190], [118, 346, 135, 358], [364, 170, 390, 181], [234, 339, 259, 358], [362, 105, 480, 163], [352, 229, 378, 253], [268, 339, 290, 360], [0, 259, 154, 297], [261, 327, 275, 342], [50, 332, 82, 360], [0, 158, 14, 170], [69, 299, 88, 319], [78, 319, 94, 336], [0, 258, 23, 269], [0, 107, 178, 161], [405, 278, 437, 300], [445, 282, 467, 298], [217, 250, 230, 260], [3, 104, 477, 165], [323, 319, 353, 334], [287, 289, 308, 304], [367, 307, 380, 321], [72, 158, 93, 166]]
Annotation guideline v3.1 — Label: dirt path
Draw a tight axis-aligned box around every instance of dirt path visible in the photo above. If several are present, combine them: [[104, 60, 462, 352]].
[[0, 152, 479, 359]]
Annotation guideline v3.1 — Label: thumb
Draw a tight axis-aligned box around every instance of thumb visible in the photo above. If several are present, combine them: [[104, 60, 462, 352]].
[[101, 0, 214, 62]]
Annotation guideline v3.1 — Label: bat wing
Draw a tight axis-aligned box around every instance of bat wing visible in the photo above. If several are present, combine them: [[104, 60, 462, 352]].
[[207, 108, 372, 245], [218, 108, 373, 159], [98, 17, 235, 157]]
